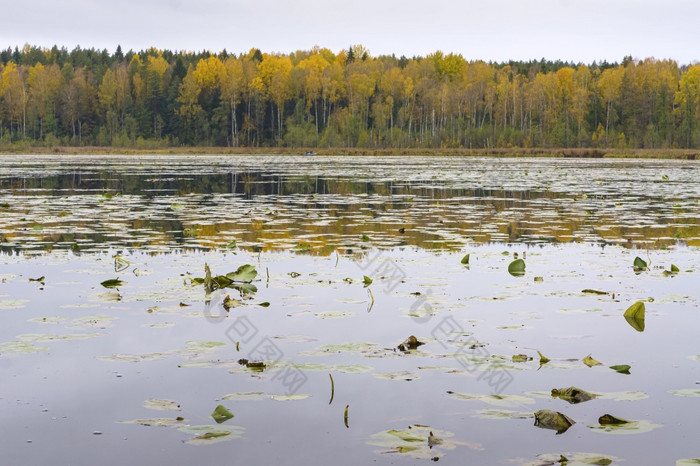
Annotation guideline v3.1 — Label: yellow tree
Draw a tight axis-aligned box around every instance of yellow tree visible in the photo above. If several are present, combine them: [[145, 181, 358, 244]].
[[27, 62, 62, 139], [1, 62, 28, 139], [675, 65, 700, 147], [257, 54, 292, 141], [220, 56, 246, 146], [597, 66, 624, 145]]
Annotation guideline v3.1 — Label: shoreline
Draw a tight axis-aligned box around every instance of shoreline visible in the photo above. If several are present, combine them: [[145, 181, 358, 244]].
[[0, 146, 698, 159]]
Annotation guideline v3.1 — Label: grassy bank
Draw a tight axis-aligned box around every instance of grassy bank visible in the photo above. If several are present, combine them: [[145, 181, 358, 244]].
[[0, 146, 698, 159]]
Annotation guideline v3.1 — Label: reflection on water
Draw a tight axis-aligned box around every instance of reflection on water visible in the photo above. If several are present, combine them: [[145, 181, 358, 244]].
[[1, 155, 698, 254]]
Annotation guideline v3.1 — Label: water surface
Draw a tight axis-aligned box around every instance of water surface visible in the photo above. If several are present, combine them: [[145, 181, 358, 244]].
[[1, 155, 699, 465]]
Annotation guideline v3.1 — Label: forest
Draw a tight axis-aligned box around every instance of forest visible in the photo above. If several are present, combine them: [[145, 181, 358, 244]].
[[1, 44, 700, 150]]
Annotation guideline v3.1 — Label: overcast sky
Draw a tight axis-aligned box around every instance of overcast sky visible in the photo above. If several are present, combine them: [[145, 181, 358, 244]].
[[3, 0, 699, 65]]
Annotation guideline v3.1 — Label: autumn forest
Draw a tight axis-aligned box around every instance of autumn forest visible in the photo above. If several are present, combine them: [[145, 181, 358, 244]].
[[1, 44, 700, 150]]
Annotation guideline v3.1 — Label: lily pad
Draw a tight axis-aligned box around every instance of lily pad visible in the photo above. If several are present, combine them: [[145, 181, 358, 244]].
[[269, 394, 311, 401], [588, 419, 661, 435], [508, 259, 526, 276], [119, 417, 185, 427], [222, 392, 267, 401], [143, 399, 181, 411], [551, 386, 597, 404], [363, 275, 373, 287], [211, 404, 234, 423], [368, 425, 478, 459], [610, 365, 631, 374], [461, 254, 470, 265], [447, 392, 535, 407], [677, 460, 700, 465], [582, 289, 608, 295], [533, 409, 575, 434], [374, 371, 420, 381], [623, 301, 645, 332], [633, 256, 648, 271], [178, 425, 245, 445], [101, 278, 124, 289], [598, 414, 629, 425], [473, 409, 534, 420], [0, 340, 49, 354], [530, 452, 617, 465], [669, 389, 700, 397], [537, 351, 550, 364], [226, 264, 257, 282]]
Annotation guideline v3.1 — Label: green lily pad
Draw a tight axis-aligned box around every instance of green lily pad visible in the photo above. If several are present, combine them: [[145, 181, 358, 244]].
[[101, 278, 124, 288], [533, 409, 575, 434], [610, 364, 631, 374], [623, 301, 645, 332], [363, 275, 373, 287], [29, 316, 67, 324], [211, 404, 234, 423], [461, 254, 470, 265], [677, 459, 700, 465], [508, 259, 526, 276], [226, 264, 257, 282], [633, 256, 648, 271], [537, 351, 550, 364], [582, 289, 608, 295], [18, 333, 102, 342], [0, 299, 30, 310]]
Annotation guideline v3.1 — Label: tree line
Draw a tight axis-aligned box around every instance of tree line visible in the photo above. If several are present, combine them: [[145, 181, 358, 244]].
[[1, 44, 699, 149]]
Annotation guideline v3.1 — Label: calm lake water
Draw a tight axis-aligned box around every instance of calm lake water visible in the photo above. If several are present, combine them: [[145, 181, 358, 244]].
[[1, 155, 699, 465]]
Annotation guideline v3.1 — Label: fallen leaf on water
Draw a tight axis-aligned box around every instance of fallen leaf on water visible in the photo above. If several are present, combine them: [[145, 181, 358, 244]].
[[582, 354, 603, 367], [551, 386, 597, 404], [533, 409, 575, 434]]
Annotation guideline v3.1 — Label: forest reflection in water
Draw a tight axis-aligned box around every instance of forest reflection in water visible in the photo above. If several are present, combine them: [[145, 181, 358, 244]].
[[0, 155, 698, 255]]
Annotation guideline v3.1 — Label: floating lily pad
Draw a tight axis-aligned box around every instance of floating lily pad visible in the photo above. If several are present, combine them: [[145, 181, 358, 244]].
[[598, 414, 629, 425], [363, 275, 373, 286], [374, 371, 420, 381], [292, 362, 373, 373], [18, 332, 102, 342], [588, 419, 661, 435], [508, 259, 526, 276], [610, 365, 631, 374], [368, 425, 479, 460], [447, 392, 535, 407], [537, 351, 550, 364], [633, 256, 648, 271], [222, 392, 266, 401], [269, 394, 311, 401], [582, 289, 608, 295], [461, 254, 470, 265], [119, 417, 185, 427], [101, 278, 125, 288], [178, 424, 245, 445], [29, 316, 67, 324], [144, 399, 181, 411], [226, 264, 257, 282], [623, 301, 645, 332], [530, 452, 618, 465], [211, 404, 234, 423], [669, 389, 700, 397], [551, 386, 597, 404], [314, 311, 355, 319], [677, 459, 700, 465], [0, 299, 30, 310], [0, 340, 49, 354], [472, 409, 534, 420], [533, 409, 575, 434]]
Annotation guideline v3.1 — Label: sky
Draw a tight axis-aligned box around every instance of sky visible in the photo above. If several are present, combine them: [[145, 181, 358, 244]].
[[3, 0, 699, 65]]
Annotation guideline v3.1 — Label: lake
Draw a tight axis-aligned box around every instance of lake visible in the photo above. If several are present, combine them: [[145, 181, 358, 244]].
[[1, 155, 699, 465]]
